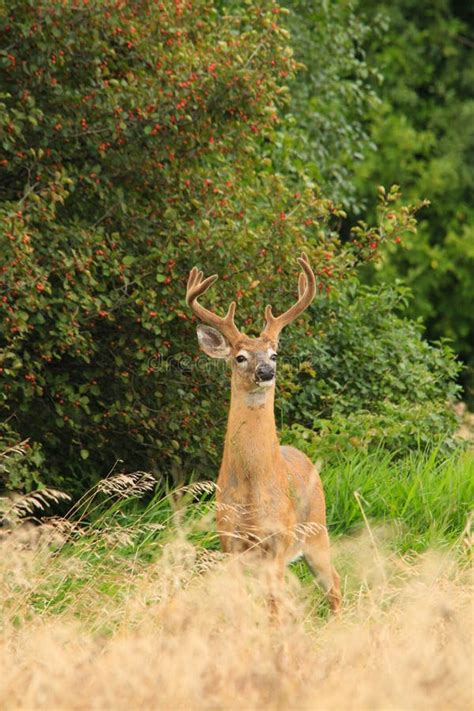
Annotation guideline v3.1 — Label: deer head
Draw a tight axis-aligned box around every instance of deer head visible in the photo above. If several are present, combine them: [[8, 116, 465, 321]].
[[186, 254, 316, 392]]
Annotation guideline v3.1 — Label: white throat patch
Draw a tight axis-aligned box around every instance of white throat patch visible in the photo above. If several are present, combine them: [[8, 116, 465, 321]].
[[246, 388, 271, 408]]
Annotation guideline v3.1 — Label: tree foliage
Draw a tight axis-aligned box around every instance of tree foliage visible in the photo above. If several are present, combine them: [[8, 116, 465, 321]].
[[352, 0, 474, 399], [280, 0, 473, 401], [281, 281, 461, 457], [0, 0, 460, 494], [276, 0, 380, 210]]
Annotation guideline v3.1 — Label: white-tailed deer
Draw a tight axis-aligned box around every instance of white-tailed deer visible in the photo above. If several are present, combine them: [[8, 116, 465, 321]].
[[186, 254, 341, 612]]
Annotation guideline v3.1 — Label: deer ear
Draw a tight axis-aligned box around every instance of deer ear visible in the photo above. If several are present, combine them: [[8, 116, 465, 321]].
[[196, 325, 232, 359]]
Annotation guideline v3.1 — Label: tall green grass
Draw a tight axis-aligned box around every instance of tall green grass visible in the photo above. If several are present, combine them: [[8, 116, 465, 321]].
[[323, 447, 473, 549], [2, 447, 471, 711], [3, 447, 471, 622], [121, 447, 472, 548], [60, 447, 474, 558]]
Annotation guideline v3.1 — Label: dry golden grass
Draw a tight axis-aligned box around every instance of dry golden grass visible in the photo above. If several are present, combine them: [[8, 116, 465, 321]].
[[0, 520, 472, 711]]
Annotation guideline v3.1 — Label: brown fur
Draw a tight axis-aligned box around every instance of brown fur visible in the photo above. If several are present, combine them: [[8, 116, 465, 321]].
[[215, 343, 341, 612], [187, 256, 341, 612]]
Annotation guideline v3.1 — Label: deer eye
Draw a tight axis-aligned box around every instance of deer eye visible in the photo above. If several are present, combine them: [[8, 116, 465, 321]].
[[270, 353, 277, 361], [236, 355, 247, 364]]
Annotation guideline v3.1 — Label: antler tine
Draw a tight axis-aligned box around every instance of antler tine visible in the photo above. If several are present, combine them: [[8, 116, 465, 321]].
[[186, 266, 242, 344], [262, 252, 316, 342], [297, 270, 307, 299]]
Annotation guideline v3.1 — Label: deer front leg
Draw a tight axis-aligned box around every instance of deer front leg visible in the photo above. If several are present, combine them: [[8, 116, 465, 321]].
[[303, 530, 342, 613], [263, 552, 286, 621]]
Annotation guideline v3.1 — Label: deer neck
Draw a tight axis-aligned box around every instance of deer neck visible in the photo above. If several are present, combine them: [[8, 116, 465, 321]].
[[222, 376, 280, 481]]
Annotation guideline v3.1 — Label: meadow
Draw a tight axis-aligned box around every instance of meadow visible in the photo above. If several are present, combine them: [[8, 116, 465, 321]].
[[1, 2, 473, 709], [1, 447, 472, 710]]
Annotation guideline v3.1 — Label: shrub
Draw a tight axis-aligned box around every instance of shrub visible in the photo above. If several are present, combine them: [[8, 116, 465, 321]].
[[0, 0, 315, 493], [276, 0, 380, 211], [280, 281, 461, 456], [0, 425, 44, 493], [351, 0, 474, 400], [0, 0, 452, 495]]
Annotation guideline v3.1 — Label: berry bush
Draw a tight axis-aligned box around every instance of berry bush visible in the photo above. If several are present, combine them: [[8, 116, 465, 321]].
[[0, 0, 458, 494]]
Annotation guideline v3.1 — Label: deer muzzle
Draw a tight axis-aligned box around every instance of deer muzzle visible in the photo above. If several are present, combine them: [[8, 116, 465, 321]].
[[255, 363, 275, 384]]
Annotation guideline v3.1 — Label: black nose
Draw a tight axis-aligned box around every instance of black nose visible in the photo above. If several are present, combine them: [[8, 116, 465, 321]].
[[255, 364, 275, 382]]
